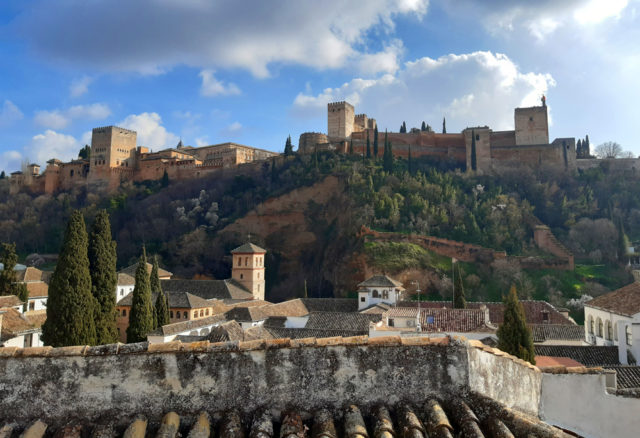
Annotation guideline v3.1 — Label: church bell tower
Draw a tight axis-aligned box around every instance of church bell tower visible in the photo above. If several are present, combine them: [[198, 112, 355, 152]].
[[231, 242, 267, 300]]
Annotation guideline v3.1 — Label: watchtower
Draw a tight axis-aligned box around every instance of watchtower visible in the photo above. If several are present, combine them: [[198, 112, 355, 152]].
[[89, 126, 137, 177], [231, 242, 267, 300], [328, 101, 355, 139], [514, 106, 549, 145]]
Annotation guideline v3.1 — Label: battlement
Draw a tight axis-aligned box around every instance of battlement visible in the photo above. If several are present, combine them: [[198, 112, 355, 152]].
[[92, 125, 137, 135], [327, 101, 353, 109], [355, 114, 367, 119]]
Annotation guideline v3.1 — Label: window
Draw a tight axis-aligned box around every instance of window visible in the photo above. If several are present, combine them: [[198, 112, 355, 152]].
[[29, 302, 35, 311], [372, 290, 379, 298], [258, 273, 260, 279], [200, 310, 204, 317], [170, 311, 174, 318], [245, 257, 249, 266], [177, 312, 181, 319], [388, 318, 395, 327], [542, 312, 549, 323], [206, 309, 210, 316], [627, 326, 633, 346], [606, 320, 613, 341], [360, 297, 365, 302], [122, 309, 126, 317], [120, 290, 124, 296], [240, 274, 244, 280], [193, 312, 197, 318], [238, 258, 241, 267], [588, 316, 594, 334], [597, 318, 603, 337], [23, 333, 33, 348], [382, 290, 389, 299], [183, 311, 187, 319]]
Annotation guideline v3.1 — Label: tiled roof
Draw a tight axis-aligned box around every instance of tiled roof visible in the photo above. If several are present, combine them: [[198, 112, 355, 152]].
[[260, 298, 359, 318], [243, 324, 275, 341], [161, 279, 254, 301], [358, 275, 404, 288], [26, 282, 48, 298], [534, 345, 629, 366], [0, 308, 40, 341], [117, 272, 135, 286], [535, 356, 584, 368], [260, 299, 310, 317], [266, 327, 371, 339], [150, 314, 227, 336], [14, 267, 50, 283], [586, 281, 640, 316], [231, 242, 266, 253], [119, 290, 213, 309], [304, 312, 382, 331], [207, 320, 245, 343], [360, 303, 392, 314], [604, 366, 640, 389], [229, 300, 272, 308], [383, 307, 492, 333], [119, 262, 173, 279], [529, 324, 585, 343], [24, 311, 46, 328], [0, 295, 22, 308], [397, 300, 575, 325], [224, 306, 268, 322]]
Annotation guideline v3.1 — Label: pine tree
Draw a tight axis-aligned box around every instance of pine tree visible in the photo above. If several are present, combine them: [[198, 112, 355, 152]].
[[151, 256, 169, 329], [78, 145, 91, 160], [366, 130, 371, 158], [284, 135, 293, 156], [88, 210, 119, 344], [453, 265, 466, 309], [373, 126, 379, 158], [42, 211, 97, 347], [400, 121, 407, 133], [421, 121, 426, 132], [442, 117, 447, 134], [126, 247, 154, 343], [0, 242, 18, 295], [497, 286, 535, 364], [470, 130, 477, 171]]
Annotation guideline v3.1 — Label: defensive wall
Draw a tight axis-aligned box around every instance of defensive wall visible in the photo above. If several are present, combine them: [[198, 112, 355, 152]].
[[0, 336, 636, 438], [577, 157, 640, 173], [533, 225, 575, 270]]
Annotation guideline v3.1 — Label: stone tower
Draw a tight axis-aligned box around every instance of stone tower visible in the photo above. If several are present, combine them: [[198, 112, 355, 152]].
[[327, 101, 355, 139], [231, 242, 267, 300], [514, 105, 549, 145], [89, 126, 137, 179]]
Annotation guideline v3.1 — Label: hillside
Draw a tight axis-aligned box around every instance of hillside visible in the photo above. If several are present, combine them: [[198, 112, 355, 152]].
[[0, 151, 638, 311]]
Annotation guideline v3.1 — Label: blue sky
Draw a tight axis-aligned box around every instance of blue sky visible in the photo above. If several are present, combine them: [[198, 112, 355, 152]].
[[1, 0, 639, 173]]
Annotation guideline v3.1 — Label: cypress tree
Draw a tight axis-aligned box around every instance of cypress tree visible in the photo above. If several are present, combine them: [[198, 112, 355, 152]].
[[161, 169, 169, 187], [0, 171, 5, 179], [497, 286, 535, 364], [366, 130, 371, 158], [42, 210, 97, 347], [15, 283, 29, 312], [88, 210, 119, 344], [126, 247, 154, 343], [585, 135, 591, 157], [470, 130, 477, 171], [383, 130, 393, 172], [373, 126, 379, 158], [0, 242, 18, 295], [442, 117, 447, 134], [576, 139, 582, 158], [453, 266, 466, 309], [151, 256, 170, 328], [349, 138, 354, 155], [284, 135, 293, 156], [421, 121, 427, 132]]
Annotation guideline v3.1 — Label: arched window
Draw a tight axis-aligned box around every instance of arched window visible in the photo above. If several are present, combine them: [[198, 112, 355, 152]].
[[627, 326, 633, 346], [597, 318, 603, 337], [372, 290, 379, 298], [245, 257, 249, 266], [177, 312, 181, 319], [122, 309, 126, 317], [200, 310, 204, 317], [193, 311, 197, 318], [605, 320, 612, 341], [237, 257, 241, 267], [588, 316, 594, 334], [170, 311, 174, 318], [183, 311, 188, 319], [206, 309, 209, 316]]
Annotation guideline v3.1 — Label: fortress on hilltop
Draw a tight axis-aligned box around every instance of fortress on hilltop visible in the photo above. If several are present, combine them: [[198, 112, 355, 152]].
[[9, 126, 278, 194], [299, 98, 582, 174]]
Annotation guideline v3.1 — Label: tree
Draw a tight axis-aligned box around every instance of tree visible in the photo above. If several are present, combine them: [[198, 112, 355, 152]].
[[617, 218, 630, 263], [595, 141, 623, 158], [15, 283, 29, 312], [584, 135, 590, 157], [0, 171, 5, 179], [0, 242, 18, 296], [421, 121, 427, 132], [161, 170, 169, 188], [453, 265, 466, 309], [42, 210, 97, 347], [408, 146, 412, 175], [497, 285, 535, 364], [366, 130, 371, 158], [284, 135, 293, 156], [151, 256, 169, 329], [127, 247, 154, 343], [470, 130, 477, 171], [383, 130, 393, 172], [349, 138, 354, 155], [373, 126, 379, 158], [78, 145, 91, 160], [442, 117, 447, 134], [400, 122, 407, 133], [88, 210, 119, 345], [576, 139, 582, 158]]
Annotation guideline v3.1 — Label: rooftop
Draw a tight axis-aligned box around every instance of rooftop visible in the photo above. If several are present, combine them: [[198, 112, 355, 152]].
[[304, 312, 382, 332], [230, 242, 267, 254], [118, 262, 173, 279], [529, 324, 585, 343], [383, 307, 493, 333], [534, 345, 631, 367], [358, 275, 404, 288], [0, 295, 22, 308], [161, 279, 253, 301], [586, 281, 640, 316], [118, 290, 213, 309]]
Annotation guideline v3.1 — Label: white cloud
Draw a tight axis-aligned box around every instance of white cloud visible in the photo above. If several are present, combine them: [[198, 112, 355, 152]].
[[14, 0, 428, 77], [199, 70, 241, 97], [119, 112, 179, 149], [69, 76, 92, 97], [220, 122, 243, 138], [574, 0, 628, 24], [0, 150, 23, 174], [34, 103, 111, 129], [0, 100, 24, 127], [26, 130, 80, 164], [195, 137, 209, 147], [293, 51, 555, 132]]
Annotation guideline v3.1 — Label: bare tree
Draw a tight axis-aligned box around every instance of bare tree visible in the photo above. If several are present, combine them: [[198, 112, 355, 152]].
[[620, 150, 636, 159], [595, 141, 623, 158]]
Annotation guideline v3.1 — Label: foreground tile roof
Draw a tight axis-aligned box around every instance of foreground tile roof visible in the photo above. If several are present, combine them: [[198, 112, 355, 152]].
[[161, 279, 254, 301], [534, 345, 631, 366], [223, 306, 269, 322], [383, 307, 493, 333], [149, 314, 227, 337], [586, 281, 640, 316], [529, 324, 585, 343], [117, 272, 135, 286], [304, 311, 382, 331], [14, 267, 51, 283], [206, 320, 245, 343], [119, 290, 214, 309], [0, 308, 41, 342], [25, 282, 48, 298], [0, 295, 22, 308], [265, 327, 370, 339]]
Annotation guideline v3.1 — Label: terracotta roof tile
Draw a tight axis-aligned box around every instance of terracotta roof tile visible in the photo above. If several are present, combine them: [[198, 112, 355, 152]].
[[534, 345, 629, 366], [26, 282, 48, 298], [586, 281, 640, 316], [119, 262, 173, 279], [0, 295, 22, 308], [0, 308, 39, 341], [384, 307, 493, 333], [207, 320, 245, 343], [529, 324, 584, 342], [304, 312, 382, 331], [150, 314, 227, 336], [14, 267, 51, 283], [604, 366, 640, 389], [535, 356, 584, 368], [358, 275, 404, 288], [230, 242, 266, 253], [161, 279, 253, 301]]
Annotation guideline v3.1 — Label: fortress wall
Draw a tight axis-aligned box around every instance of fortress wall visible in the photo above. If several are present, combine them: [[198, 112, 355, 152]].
[[577, 158, 640, 172], [0, 337, 546, 429], [349, 131, 466, 161]]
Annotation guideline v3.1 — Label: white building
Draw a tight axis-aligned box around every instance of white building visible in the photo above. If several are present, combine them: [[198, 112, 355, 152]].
[[357, 275, 405, 310], [0, 307, 45, 347], [116, 263, 173, 303], [584, 281, 640, 364]]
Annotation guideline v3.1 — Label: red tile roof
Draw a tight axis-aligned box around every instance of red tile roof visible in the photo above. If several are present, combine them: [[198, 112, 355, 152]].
[[383, 307, 493, 333], [586, 281, 640, 317], [535, 356, 584, 368]]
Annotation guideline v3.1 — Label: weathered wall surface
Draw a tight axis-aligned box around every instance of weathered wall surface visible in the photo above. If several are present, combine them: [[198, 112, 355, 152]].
[[577, 157, 640, 173], [533, 226, 574, 270], [540, 372, 640, 438]]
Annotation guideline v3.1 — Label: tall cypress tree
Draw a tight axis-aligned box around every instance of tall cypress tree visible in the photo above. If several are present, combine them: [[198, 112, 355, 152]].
[[0, 242, 18, 296], [88, 210, 118, 344], [442, 117, 447, 134], [373, 127, 379, 158], [497, 286, 535, 364], [383, 130, 393, 172], [453, 265, 466, 309], [284, 135, 293, 156], [151, 256, 170, 329], [585, 135, 591, 157], [576, 139, 583, 158], [421, 121, 427, 132], [126, 247, 154, 343], [42, 210, 97, 347], [366, 131, 371, 158], [470, 130, 477, 171]]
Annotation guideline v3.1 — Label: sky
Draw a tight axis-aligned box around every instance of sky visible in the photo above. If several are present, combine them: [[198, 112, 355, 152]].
[[1, 0, 639, 173]]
